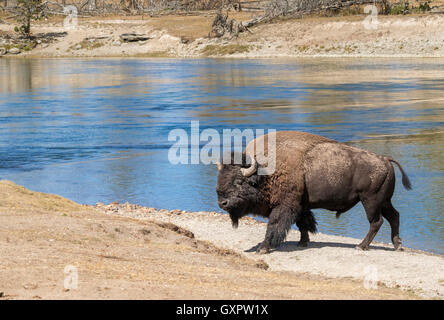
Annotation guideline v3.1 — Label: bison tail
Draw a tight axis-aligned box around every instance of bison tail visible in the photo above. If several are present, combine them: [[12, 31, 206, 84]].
[[388, 158, 412, 190]]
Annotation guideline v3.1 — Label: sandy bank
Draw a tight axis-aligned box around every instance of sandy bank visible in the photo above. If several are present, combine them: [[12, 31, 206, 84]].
[[96, 202, 444, 298], [0, 180, 428, 299], [2, 13, 444, 58]]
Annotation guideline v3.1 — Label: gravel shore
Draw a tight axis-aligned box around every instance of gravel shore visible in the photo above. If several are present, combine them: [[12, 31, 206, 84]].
[[96, 202, 444, 298]]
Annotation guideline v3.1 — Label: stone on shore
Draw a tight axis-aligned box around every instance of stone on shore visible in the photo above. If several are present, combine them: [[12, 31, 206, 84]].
[[120, 33, 151, 42], [8, 47, 21, 54]]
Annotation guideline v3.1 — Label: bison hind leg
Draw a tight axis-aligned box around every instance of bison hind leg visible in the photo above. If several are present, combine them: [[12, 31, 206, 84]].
[[296, 210, 317, 247], [297, 209, 317, 233], [381, 201, 402, 251]]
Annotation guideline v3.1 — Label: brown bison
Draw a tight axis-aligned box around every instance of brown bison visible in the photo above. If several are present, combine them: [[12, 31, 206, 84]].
[[216, 131, 411, 253]]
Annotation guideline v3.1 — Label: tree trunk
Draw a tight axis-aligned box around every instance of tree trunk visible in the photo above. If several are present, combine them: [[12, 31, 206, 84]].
[[88, 0, 96, 11], [6, 0, 18, 8]]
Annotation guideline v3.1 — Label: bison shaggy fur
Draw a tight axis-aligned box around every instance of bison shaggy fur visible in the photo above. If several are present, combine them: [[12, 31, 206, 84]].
[[216, 131, 411, 253]]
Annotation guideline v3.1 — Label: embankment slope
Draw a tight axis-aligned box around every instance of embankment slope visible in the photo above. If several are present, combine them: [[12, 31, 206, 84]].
[[0, 180, 434, 299]]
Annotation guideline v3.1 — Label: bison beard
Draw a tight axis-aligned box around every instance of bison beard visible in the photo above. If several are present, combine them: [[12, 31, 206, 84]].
[[230, 214, 239, 229], [216, 131, 411, 254]]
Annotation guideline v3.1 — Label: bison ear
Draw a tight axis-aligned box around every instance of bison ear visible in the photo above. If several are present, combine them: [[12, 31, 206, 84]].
[[216, 162, 223, 171]]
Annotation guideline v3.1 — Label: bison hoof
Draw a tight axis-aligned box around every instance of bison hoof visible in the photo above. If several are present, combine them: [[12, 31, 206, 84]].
[[393, 237, 403, 251], [256, 244, 271, 254], [298, 241, 308, 247], [355, 245, 369, 251]]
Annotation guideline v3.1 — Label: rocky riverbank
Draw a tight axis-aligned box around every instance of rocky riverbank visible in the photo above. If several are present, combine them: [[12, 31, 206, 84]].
[[2, 13, 444, 58]]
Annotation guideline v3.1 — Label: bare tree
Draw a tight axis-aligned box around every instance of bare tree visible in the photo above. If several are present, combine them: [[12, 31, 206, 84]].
[[6, 0, 18, 7], [211, 0, 391, 38], [88, 0, 96, 11]]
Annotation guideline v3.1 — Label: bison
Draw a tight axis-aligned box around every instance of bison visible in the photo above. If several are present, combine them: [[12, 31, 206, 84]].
[[216, 131, 411, 253]]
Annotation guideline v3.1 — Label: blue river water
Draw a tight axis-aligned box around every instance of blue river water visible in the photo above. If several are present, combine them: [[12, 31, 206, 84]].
[[0, 57, 443, 254]]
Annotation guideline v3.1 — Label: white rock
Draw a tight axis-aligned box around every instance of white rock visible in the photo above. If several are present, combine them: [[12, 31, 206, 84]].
[[8, 47, 21, 54]]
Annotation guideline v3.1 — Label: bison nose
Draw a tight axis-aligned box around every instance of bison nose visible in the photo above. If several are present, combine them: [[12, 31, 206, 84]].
[[220, 200, 229, 208]]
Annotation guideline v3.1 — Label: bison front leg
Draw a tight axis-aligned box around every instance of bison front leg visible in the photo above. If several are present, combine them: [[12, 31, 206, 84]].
[[257, 205, 297, 254]]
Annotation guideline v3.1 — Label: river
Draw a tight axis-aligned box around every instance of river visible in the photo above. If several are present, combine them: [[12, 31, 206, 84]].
[[0, 57, 443, 254]]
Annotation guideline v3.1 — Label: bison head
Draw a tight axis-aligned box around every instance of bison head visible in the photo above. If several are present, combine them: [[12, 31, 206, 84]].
[[216, 153, 263, 228]]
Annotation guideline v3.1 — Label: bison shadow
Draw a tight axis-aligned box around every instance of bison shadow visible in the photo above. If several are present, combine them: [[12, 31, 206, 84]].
[[245, 241, 395, 253]]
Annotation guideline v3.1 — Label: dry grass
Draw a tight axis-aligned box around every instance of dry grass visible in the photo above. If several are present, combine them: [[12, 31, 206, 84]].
[[201, 44, 250, 56], [130, 12, 256, 40], [0, 180, 83, 213], [133, 50, 171, 57], [69, 39, 105, 51]]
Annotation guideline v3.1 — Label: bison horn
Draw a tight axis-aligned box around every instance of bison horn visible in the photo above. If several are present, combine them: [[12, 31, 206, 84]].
[[241, 157, 257, 177], [216, 162, 223, 171]]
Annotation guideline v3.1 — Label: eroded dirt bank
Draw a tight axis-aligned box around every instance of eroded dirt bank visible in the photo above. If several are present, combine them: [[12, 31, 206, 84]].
[[96, 202, 444, 299], [0, 180, 431, 299], [2, 13, 444, 58]]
